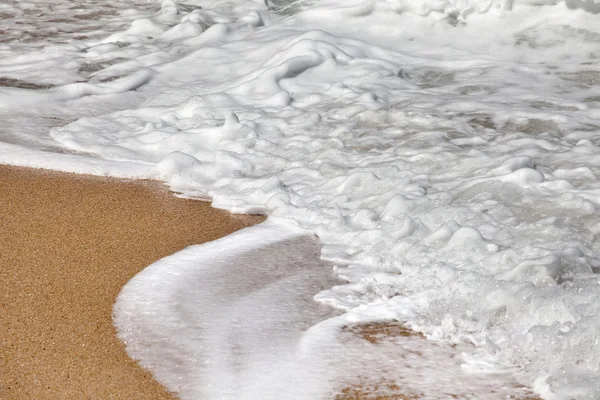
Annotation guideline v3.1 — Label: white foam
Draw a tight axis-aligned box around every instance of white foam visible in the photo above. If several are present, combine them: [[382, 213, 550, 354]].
[[3, 0, 600, 398], [114, 220, 539, 399], [114, 220, 339, 400]]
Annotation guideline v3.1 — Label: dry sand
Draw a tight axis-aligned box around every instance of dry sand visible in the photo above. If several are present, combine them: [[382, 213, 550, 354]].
[[0, 165, 264, 399]]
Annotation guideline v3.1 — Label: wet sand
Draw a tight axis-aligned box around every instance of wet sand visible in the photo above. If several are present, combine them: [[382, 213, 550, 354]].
[[0, 165, 263, 399]]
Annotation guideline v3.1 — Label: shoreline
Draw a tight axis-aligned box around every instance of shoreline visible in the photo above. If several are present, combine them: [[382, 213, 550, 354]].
[[0, 165, 263, 399], [0, 164, 543, 400]]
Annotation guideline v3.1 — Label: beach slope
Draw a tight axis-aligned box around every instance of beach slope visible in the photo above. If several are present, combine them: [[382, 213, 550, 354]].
[[0, 165, 263, 399]]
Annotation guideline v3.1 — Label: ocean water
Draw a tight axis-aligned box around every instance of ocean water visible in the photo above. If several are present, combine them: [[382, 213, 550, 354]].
[[2, 0, 600, 398]]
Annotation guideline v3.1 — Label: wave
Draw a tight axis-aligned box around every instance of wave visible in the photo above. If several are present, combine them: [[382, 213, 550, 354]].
[[3, 0, 600, 398], [269, 0, 600, 16]]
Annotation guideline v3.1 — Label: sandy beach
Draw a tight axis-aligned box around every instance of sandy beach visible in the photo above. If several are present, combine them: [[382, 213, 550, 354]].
[[0, 165, 263, 399]]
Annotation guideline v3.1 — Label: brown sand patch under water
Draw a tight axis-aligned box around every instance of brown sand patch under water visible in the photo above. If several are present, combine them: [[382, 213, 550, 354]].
[[0, 77, 54, 90], [342, 322, 424, 344]]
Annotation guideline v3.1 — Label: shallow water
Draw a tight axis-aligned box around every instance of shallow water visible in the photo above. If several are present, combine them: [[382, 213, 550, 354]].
[[115, 222, 539, 400], [2, 0, 600, 398]]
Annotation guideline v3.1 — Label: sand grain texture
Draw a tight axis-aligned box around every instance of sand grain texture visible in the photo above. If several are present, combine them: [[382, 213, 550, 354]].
[[0, 165, 263, 399]]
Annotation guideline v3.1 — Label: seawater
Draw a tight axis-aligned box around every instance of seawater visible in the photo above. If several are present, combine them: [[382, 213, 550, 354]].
[[2, 0, 600, 398]]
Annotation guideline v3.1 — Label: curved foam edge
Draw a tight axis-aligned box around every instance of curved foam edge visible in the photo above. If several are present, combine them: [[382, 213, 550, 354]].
[[112, 218, 330, 400]]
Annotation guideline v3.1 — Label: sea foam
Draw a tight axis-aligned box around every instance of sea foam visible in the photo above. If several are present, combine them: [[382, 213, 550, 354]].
[[2, 0, 600, 398]]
